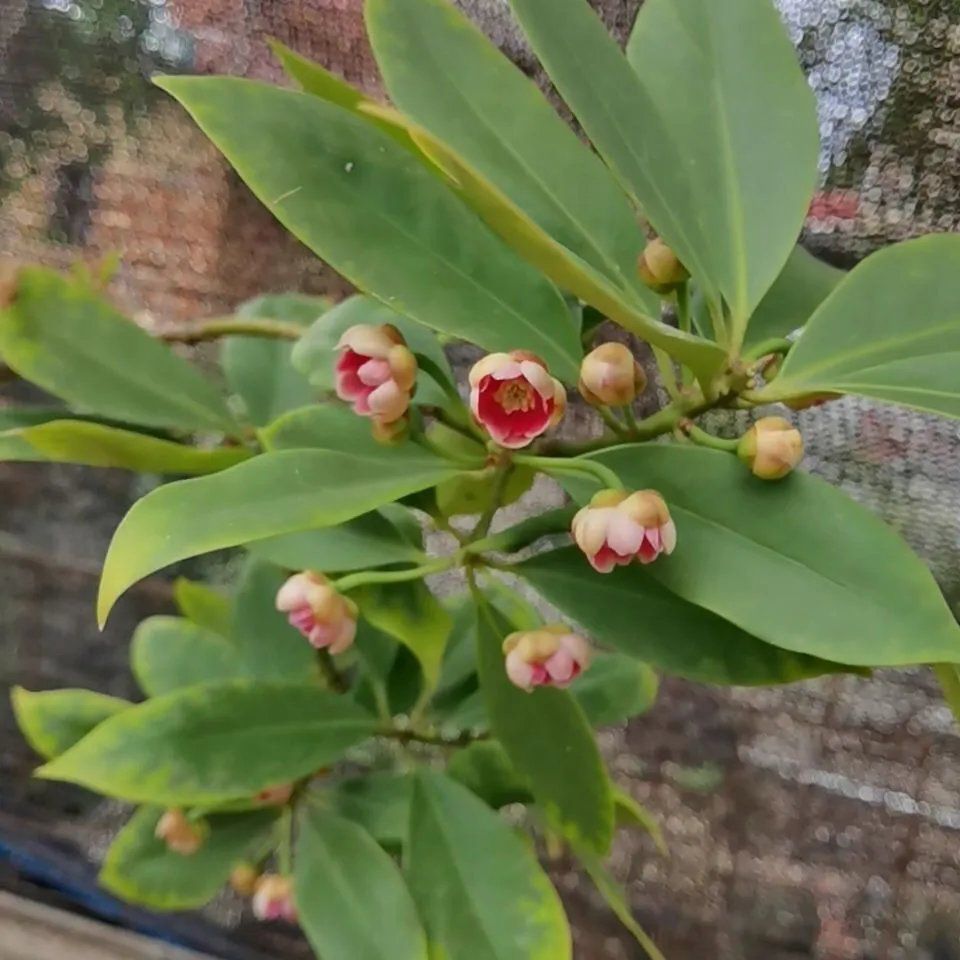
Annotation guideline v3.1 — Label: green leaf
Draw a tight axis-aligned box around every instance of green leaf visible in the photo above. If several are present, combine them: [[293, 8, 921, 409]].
[[0, 406, 79, 430], [248, 509, 427, 573], [0, 267, 237, 433], [156, 76, 582, 381], [475, 604, 614, 854], [37, 680, 376, 805], [613, 788, 667, 855], [261, 403, 385, 455], [744, 246, 845, 351], [173, 578, 232, 637], [0, 420, 250, 473], [131, 616, 240, 696], [447, 740, 532, 808], [238, 292, 331, 325], [760, 235, 960, 418], [518, 547, 854, 684], [407, 769, 571, 960], [11, 687, 130, 760], [325, 772, 412, 849], [934, 664, 960, 727], [355, 580, 452, 691], [230, 559, 319, 682], [291, 295, 456, 410], [436, 464, 535, 518], [570, 652, 658, 728], [365, 0, 644, 294], [295, 808, 428, 960], [100, 806, 276, 911], [223, 331, 315, 428], [507, 0, 818, 333], [97, 446, 458, 625], [363, 102, 726, 380], [593, 444, 960, 667]]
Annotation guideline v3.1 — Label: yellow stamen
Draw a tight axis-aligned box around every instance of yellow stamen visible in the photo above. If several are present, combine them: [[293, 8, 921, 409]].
[[495, 379, 535, 413]]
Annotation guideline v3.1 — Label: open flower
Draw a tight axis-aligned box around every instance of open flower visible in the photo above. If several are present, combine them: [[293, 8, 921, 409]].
[[469, 351, 566, 448], [275, 571, 357, 654], [572, 489, 676, 572], [155, 809, 203, 856], [252, 874, 297, 923], [578, 342, 646, 407], [335, 323, 417, 425], [738, 416, 804, 479], [503, 625, 591, 692]]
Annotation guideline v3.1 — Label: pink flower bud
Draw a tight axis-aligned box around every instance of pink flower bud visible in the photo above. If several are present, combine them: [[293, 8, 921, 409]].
[[737, 416, 804, 480], [572, 489, 677, 573], [275, 571, 358, 654], [638, 238, 689, 293], [502, 625, 591, 692], [469, 351, 566, 449], [252, 874, 297, 923], [578, 342, 646, 407], [155, 809, 203, 856], [335, 323, 417, 426]]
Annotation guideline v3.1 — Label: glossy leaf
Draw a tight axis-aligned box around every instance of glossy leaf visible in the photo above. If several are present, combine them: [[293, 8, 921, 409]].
[[613, 788, 667, 855], [97, 446, 458, 625], [230, 560, 319, 682], [366, 0, 644, 291], [744, 245, 845, 351], [173, 578, 232, 637], [131, 616, 240, 696], [407, 770, 571, 960], [362, 103, 727, 380], [508, 0, 818, 332], [11, 687, 129, 760], [157, 77, 582, 381], [570, 652, 659, 728], [476, 604, 614, 854], [295, 808, 428, 960], [0, 267, 237, 432], [325, 772, 412, 849], [291, 295, 456, 410], [518, 547, 855, 684], [38, 681, 376, 805], [355, 580, 452, 691], [0, 420, 249, 473], [100, 806, 276, 911], [760, 234, 960, 417], [592, 444, 960, 667], [0, 405, 73, 431], [447, 740, 532, 808], [222, 297, 317, 427], [247, 511, 426, 573]]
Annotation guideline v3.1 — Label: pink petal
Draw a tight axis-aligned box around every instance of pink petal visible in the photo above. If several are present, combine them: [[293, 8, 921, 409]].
[[605, 513, 646, 557], [529, 664, 549, 687], [505, 650, 536, 691], [328, 618, 357, 655], [276, 573, 314, 612], [357, 358, 392, 387], [367, 379, 408, 422], [545, 648, 576, 685], [660, 520, 677, 554], [637, 531, 662, 564], [308, 622, 338, 649]]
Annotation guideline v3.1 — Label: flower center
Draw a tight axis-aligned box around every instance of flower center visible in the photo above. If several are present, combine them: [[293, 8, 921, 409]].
[[494, 378, 536, 413]]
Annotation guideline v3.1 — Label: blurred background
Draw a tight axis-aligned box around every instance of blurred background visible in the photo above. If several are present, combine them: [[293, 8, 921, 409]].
[[2, 0, 960, 957]]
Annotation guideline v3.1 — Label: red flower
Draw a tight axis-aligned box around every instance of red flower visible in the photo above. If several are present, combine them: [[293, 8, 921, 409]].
[[469, 351, 566, 448], [335, 323, 417, 425]]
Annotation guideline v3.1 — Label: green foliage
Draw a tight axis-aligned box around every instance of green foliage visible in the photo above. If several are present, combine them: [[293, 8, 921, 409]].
[[100, 807, 277, 911], [407, 770, 572, 960], [0, 268, 238, 433], [9, 3, 960, 957], [295, 808, 428, 960], [37, 681, 377, 805], [12, 687, 130, 760]]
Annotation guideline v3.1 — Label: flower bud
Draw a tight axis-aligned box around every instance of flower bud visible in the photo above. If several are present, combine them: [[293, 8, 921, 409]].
[[638, 238, 689, 293], [572, 488, 676, 573], [275, 571, 358, 654], [469, 350, 566, 448], [254, 783, 294, 806], [502, 625, 591, 692], [252, 874, 297, 923], [335, 323, 418, 426], [578, 342, 646, 407], [230, 863, 261, 897], [155, 809, 203, 856], [738, 416, 804, 480]]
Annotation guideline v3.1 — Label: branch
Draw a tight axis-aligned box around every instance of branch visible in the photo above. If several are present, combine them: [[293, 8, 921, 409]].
[[157, 316, 304, 344]]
